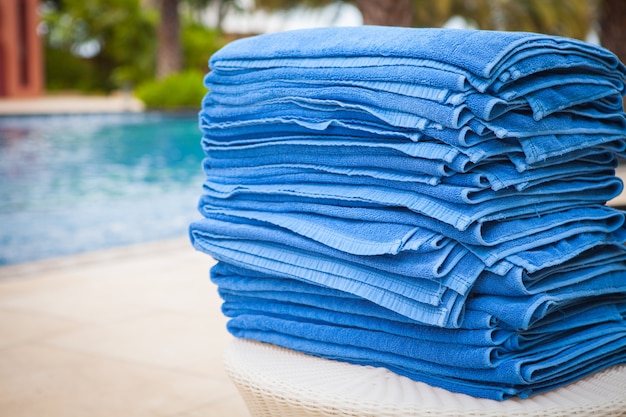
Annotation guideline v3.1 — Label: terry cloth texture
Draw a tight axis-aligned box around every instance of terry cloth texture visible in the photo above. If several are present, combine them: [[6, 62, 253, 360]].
[[189, 26, 626, 401]]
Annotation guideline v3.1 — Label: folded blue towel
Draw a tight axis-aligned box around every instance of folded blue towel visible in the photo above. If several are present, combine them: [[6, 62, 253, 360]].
[[200, 238, 467, 327], [214, 264, 626, 346], [206, 75, 466, 107], [476, 246, 626, 296], [190, 215, 479, 326], [205, 166, 622, 207], [199, 115, 626, 170], [468, 287, 626, 331], [198, 194, 622, 249], [504, 227, 626, 273], [201, 134, 622, 191], [201, 177, 621, 231], [489, 52, 625, 94], [201, 132, 453, 159], [204, 84, 475, 130], [209, 27, 625, 92], [206, 63, 472, 92], [198, 207, 447, 256], [225, 312, 626, 400], [210, 261, 497, 329], [213, 82, 622, 133], [207, 65, 623, 122], [211, 261, 626, 334], [516, 83, 623, 120], [482, 107, 626, 140], [199, 108, 626, 167], [225, 292, 626, 371], [445, 158, 616, 191], [464, 206, 624, 266], [202, 139, 469, 178]]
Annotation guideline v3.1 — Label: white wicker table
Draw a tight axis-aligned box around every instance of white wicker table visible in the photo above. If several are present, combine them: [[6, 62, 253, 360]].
[[224, 338, 626, 417]]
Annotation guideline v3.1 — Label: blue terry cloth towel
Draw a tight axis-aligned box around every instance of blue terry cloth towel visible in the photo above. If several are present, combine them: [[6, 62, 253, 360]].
[[200, 131, 622, 173], [213, 261, 626, 343], [211, 260, 626, 398], [192, 209, 626, 327], [197, 194, 621, 249], [201, 134, 619, 186], [224, 312, 626, 400], [202, 75, 624, 133], [475, 244, 626, 296], [189, 216, 481, 327], [198, 114, 626, 169], [211, 262, 626, 400], [205, 28, 626, 129], [190, 207, 624, 329], [211, 261, 626, 337], [221, 293, 626, 372], [201, 176, 622, 232], [221, 292, 626, 359], [196, 205, 448, 256], [207, 27, 626, 93], [205, 67, 623, 122], [197, 195, 625, 270], [198, 110, 626, 171], [210, 261, 498, 330], [202, 156, 622, 207], [201, 139, 472, 178], [198, 105, 626, 167]]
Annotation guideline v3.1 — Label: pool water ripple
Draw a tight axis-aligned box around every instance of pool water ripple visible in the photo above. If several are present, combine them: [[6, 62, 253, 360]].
[[0, 113, 205, 265]]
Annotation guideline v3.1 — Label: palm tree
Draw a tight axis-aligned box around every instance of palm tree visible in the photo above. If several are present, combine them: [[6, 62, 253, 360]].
[[598, 0, 626, 63], [157, 0, 183, 79], [354, 0, 413, 26]]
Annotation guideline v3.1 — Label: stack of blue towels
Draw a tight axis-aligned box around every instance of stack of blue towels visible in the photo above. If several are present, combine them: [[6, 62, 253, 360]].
[[190, 26, 626, 400]]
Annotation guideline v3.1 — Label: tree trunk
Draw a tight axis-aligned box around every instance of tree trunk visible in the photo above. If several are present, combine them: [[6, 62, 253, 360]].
[[217, 0, 229, 32], [599, 0, 626, 109], [354, 0, 413, 27], [156, 0, 182, 79], [599, 0, 626, 64]]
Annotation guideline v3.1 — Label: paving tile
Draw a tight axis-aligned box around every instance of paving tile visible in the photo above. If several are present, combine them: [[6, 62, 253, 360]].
[[0, 238, 237, 417], [0, 309, 80, 349], [0, 239, 217, 325], [0, 344, 230, 417], [174, 393, 250, 417], [119, 269, 221, 316], [43, 311, 232, 379], [0, 277, 157, 324]]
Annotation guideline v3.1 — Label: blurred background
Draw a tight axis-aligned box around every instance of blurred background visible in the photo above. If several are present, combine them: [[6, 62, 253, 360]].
[[1, 0, 625, 108]]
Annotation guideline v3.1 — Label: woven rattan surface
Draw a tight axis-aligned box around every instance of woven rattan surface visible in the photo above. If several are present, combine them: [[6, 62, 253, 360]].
[[224, 338, 626, 417]]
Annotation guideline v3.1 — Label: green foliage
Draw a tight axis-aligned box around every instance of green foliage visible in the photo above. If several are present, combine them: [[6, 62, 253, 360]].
[[42, 0, 229, 94], [134, 71, 207, 110], [255, 0, 334, 11], [44, 46, 103, 92], [42, 0, 157, 92], [182, 23, 228, 72]]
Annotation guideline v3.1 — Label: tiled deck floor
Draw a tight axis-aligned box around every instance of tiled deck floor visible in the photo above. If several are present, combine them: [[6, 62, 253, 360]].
[[0, 238, 249, 417]]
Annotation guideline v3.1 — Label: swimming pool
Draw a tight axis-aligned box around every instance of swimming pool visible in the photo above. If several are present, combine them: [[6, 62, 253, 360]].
[[0, 112, 205, 265]]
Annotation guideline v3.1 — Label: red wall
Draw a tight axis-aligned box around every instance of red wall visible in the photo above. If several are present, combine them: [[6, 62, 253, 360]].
[[0, 0, 43, 97]]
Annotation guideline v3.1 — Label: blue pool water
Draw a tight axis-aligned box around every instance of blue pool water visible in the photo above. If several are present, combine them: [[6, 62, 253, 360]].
[[0, 112, 205, 265]]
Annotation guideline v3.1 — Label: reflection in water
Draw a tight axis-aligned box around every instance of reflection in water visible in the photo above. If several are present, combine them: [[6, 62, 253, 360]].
[[0, 113, 205, 265]]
